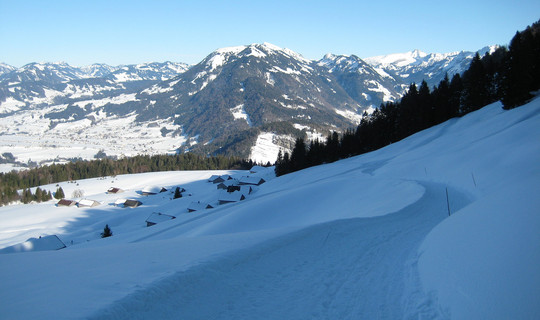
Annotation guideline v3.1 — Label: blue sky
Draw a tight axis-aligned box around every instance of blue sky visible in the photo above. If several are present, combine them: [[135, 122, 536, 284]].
[[1, 0, 539, 67]]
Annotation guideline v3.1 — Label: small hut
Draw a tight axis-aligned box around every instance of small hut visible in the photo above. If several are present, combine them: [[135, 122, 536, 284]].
[[218, 192, 246, 205], [124, 199, 142, 208], [141, 186, 167, 196], [57, 199, 78, 207], [107, 187, 124, 194], [239, 176, 266, 186], [187, 201, 214, 212], [77, 199, 100, 208], [145, 212, 175, 227]]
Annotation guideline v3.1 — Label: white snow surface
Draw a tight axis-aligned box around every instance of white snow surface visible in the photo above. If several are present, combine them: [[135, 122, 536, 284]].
[[1, 98, 540, 319], [249, 132, 283, 164]]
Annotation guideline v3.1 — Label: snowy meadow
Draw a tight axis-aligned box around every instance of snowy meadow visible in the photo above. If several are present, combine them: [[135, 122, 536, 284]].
[[0, 98, 539, 319]]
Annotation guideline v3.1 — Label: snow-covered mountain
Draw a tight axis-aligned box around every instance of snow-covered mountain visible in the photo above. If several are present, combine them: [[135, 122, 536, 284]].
[[364, 46, 498, 89], [0, 43, 490, 167], [0, 96, 538, 319]]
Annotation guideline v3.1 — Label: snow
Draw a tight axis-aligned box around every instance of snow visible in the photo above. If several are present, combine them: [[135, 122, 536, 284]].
[[335, 108, 363, 124], [249, 132, 284, 164], [1, 97, 540, 319], [229, 104, 252, 126], [0, 97, 25, 113], [269, 66, 301, 75]]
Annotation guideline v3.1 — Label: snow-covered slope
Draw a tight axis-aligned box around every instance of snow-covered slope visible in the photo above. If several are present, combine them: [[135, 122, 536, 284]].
[[1, 95, 538, 319]]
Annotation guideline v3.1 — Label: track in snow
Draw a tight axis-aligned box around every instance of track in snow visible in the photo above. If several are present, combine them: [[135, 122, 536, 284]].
[[90, 181, 472, 319]]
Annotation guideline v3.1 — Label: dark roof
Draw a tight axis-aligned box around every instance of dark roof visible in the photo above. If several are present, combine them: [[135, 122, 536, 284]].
[[57, 199, 77, 207], [107, 187, 123, 194], [124, 199, 142, 207]]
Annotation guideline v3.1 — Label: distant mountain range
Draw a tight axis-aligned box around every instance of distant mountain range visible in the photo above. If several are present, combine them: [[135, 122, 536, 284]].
[[0, 43, 495, 166]]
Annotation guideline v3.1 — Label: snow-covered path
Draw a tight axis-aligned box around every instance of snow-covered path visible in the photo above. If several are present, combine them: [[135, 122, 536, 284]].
[[90, 181, 471, 319]]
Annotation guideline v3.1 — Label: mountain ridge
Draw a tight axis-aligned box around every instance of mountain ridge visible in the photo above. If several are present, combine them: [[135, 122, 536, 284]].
[[0, 43, 492, 167]]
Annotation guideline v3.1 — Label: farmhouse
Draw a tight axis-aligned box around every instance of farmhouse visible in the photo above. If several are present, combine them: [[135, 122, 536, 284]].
[[187, 201, 214, 212], [77, 199, 100, 208], [0, 235, 66, 254], [218, 192, 246, 205], [145, 212, 175, 227], [57, 199, 78, 207], [208, 175, 221, 183]]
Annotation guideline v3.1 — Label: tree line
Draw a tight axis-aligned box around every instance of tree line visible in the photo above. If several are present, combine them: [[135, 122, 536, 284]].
[[276, 20, 540, 176], [0, 153, 253, 206]]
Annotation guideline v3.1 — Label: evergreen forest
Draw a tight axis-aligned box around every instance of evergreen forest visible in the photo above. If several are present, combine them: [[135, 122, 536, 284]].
[[0, 153, 253, 206]]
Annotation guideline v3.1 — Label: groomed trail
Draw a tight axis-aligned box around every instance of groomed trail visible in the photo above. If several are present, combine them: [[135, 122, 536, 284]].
[[90, 181, 472, 319]]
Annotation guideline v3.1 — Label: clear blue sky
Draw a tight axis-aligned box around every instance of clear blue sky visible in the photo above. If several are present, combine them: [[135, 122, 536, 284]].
[[1, 0, 538, 67]]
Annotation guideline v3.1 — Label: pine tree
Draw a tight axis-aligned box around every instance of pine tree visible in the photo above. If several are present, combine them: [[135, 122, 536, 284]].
[[54, 187, 65, 199], [174, 187, 182, 199], [43, 190, 52, 202], [35, 187, 43, 203], [101, 224, 112, 238]]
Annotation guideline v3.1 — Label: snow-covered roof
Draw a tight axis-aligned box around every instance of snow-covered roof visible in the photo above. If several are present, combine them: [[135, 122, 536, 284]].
[[187, 201, 214, 212], [216, 179, 239, 189], [218, 192, 246, 204], [141, 186, 166, 194], [145, 212, 175, 224], [239, 176, 265, 186], [249, 165, 266, 173], [114, 198, 127, 206], [78, 199, 100, 207], [0, 235, 66, 254]]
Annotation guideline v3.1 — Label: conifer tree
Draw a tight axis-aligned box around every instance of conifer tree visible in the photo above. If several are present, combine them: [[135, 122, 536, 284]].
[[174, 187, 182, 199], [54, 187, 65, 199], [101, 224, 112, 238], [35, 187, 43, 203]]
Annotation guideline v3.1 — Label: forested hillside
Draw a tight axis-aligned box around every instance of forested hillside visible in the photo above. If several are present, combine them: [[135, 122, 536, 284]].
[[276, 20, 540, 176]]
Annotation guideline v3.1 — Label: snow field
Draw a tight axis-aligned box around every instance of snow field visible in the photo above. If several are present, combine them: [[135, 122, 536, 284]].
[[0, 97, 539, 319]]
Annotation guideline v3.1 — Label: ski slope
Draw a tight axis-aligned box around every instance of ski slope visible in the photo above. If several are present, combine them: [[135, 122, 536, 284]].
[[1, 98, 539, 319]]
